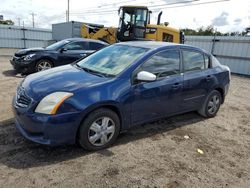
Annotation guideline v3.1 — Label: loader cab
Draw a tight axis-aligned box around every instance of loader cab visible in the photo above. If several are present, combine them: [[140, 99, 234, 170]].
[[117, 6, 149, 41]]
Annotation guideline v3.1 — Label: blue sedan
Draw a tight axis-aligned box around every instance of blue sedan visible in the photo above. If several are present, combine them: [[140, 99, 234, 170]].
[[12, 41, 230, 150]]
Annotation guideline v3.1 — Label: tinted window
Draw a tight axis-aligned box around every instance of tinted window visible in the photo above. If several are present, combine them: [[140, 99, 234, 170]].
[[140, 50, 180, 78], [89, 42, 105, 50], [183, 50, 204, 71], [45, 40, 70, 50], [64, 42, 88, 50]]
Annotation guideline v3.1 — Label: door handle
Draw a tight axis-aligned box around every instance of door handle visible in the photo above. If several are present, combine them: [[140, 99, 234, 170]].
[[172, 83, 181, 89]]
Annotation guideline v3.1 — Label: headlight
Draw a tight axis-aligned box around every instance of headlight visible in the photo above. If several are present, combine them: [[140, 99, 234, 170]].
[[35, 92, 73, 114], [23, 53, 36, 61]]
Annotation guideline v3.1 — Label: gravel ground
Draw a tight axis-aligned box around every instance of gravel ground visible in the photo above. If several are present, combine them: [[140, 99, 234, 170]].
[[0, 56, 250, 188]]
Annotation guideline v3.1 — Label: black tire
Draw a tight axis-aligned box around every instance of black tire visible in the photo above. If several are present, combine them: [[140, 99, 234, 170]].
[[198, 90, 222, 118], [36, 59, 53, 72], [78, 108, 120, 151]]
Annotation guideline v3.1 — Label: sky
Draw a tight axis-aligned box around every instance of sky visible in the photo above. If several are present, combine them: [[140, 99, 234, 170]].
[[0, 0, 249, 33]]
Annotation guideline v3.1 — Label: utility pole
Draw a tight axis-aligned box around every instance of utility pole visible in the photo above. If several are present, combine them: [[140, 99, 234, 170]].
[[17, 17, 20, 26], [67, 0, 70, 22], [31, 12, 36, 28]]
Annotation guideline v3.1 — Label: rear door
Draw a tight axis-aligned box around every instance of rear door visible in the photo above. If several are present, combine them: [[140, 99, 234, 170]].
[[131, 49, 183, 124], [181, 49, 215, 111]]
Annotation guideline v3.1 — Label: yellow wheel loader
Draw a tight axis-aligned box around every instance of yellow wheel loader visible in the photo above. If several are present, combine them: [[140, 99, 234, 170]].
[[81, 6, 184, 44]]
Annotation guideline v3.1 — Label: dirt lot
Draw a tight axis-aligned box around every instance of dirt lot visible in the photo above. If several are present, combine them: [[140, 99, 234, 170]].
[[0, 56, 250, 188]]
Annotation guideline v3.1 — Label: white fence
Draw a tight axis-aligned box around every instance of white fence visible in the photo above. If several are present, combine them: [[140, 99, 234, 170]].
[[0, 25, 53, 49], [0, 27, 250, 75], [185, 36, 250, 76]]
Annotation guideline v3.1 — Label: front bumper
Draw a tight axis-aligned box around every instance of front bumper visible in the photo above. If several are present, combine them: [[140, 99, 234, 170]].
[[10, 58, 36, 73], [13, 103, 82, 146]]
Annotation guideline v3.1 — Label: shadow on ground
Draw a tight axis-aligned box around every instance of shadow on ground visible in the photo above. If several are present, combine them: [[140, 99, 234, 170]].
[[0, 112, 204, 169], [2, 70, 24, 78]]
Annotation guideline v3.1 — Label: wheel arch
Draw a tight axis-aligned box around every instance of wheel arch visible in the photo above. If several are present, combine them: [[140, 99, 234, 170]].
[[75, 103, 124, 142], [214, 87, 224, 104]]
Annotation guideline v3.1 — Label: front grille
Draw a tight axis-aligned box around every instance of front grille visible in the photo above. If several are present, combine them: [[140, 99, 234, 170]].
[[15, 87, 32, 108]]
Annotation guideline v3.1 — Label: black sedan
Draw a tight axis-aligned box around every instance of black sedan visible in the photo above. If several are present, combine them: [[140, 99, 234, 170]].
[[10, 38, 108, 74]]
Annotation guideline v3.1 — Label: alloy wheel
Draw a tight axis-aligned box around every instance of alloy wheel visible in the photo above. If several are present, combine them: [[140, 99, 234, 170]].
[[37, 61, 52, 71], [207, 94, 220, 115]]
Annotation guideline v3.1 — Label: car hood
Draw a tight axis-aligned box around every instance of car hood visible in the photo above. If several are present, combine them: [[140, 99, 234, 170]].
[[15, 47, 46, 57], [22, 65, 111, 101]]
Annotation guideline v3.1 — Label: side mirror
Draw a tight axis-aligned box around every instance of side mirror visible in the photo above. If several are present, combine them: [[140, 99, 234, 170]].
[[60, 48, 67, 53], [137, 71, 156, 82]]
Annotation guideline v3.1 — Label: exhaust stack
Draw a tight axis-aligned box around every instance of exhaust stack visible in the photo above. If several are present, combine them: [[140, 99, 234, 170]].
[[157, 11, 162, 25]]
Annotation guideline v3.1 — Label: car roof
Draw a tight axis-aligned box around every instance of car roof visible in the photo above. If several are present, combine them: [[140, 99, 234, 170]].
[[62, 38, 109, 45], [117, 41, 205, 52]]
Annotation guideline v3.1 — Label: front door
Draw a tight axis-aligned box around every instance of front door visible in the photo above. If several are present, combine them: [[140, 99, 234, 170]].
[[58, 41, 92, 65], [131, 49, 183, 124]]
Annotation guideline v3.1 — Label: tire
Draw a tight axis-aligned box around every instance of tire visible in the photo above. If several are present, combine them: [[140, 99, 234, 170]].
[[36, 59, 53, 72], [78, 108, 120, 151], [198, 90, 222, 118]]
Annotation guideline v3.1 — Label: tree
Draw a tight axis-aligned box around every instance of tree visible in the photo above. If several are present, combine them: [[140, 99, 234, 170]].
[[0, 19, 14, 25], [241, 27, 250, 36], [181, 25, 246, 36], [181, 26, 218, 36]]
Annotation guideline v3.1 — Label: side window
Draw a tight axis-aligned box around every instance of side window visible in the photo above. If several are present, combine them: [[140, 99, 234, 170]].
[[64, 42, 88, 50], [182, 50, 205, 72], [89, 42, 105, 50], [140, 50, 180, 78], [162, 33, 174, 42]]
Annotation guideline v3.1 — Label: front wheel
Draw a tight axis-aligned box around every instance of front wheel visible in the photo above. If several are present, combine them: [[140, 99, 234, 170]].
[[198, 90, 222, 118], [78, 108, 120, 151], [36, 59, 53, 72]]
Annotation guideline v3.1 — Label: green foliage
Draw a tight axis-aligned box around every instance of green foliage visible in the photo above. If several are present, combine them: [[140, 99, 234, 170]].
[[181, 25, 248, 36], [0, 19, 14, 25]]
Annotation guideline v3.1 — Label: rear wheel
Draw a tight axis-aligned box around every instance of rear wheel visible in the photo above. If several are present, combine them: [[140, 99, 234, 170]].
[[36, 59, 53, 72], [78, 108, 120, 151], [198, 90, 222, 118]]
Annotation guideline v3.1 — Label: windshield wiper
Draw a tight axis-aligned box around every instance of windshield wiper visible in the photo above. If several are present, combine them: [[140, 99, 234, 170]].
[[74, 64, 114, 78], [73, 63, 82, 70], [82, 67, 108, 78]]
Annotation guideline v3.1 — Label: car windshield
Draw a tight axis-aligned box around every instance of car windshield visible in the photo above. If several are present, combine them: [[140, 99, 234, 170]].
[[76, 44, 148, 77], [46, 40, 70, 50]]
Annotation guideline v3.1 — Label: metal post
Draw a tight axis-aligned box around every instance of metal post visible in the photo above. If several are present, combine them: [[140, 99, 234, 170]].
[[17, 18, 20, 26], [31, 12, 36, 28], [67, 0, 70, 22], [211, 32, 216, 55], [22, 22, 26, 48]]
